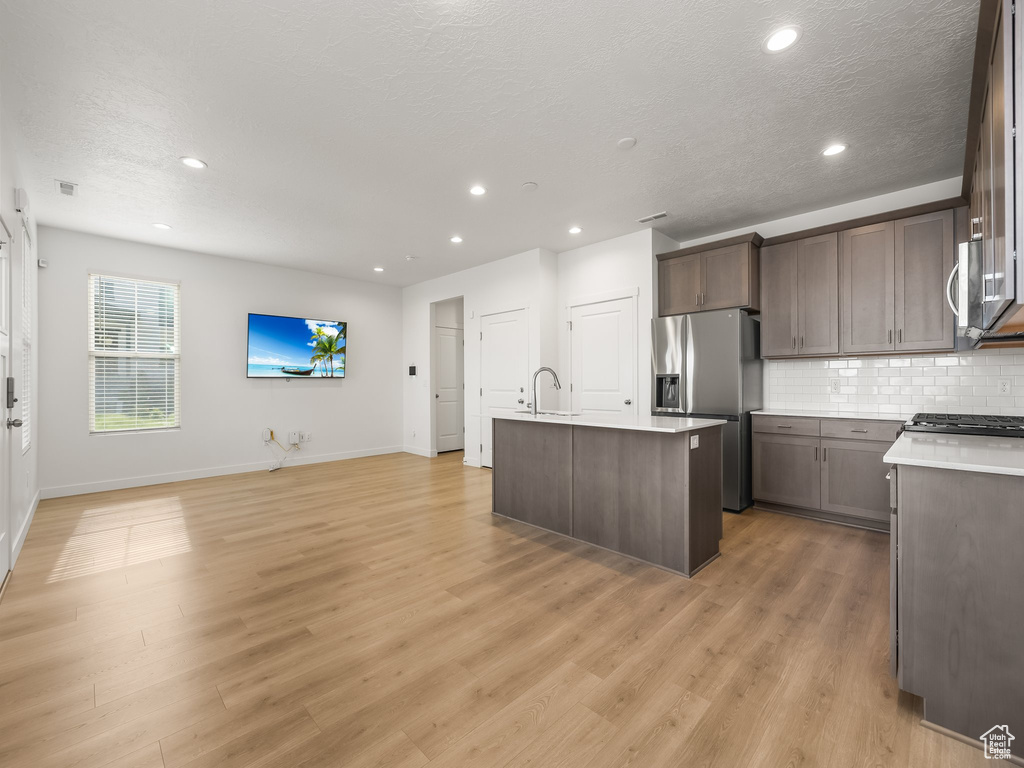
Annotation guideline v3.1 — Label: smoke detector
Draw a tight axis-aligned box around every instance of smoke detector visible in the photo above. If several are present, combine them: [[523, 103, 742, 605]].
[[15, 189, 30, 214], [637, 211, 667, 224], [55, 180, 78, 197]]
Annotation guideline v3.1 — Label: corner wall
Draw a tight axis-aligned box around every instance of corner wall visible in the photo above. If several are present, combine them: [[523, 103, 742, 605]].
[[37, 227, 404, 497], [401, 248, 559, 466]]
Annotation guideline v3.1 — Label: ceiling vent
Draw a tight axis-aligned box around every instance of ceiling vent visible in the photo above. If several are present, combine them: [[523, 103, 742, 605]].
[[55, 180, 78, 197], [637, 211, 667, 224]]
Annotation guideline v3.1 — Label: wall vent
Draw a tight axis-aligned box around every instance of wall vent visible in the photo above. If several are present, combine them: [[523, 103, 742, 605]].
[[637, 211, 667, 224], [55, 180, 78, 197]]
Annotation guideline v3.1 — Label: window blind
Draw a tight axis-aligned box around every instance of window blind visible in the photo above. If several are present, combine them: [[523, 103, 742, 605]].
[[88, 274, 181, 433]]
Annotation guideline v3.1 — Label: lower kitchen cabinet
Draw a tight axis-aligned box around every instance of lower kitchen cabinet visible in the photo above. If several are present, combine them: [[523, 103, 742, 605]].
[[752, 414, 900, 530], [752, 432, 821, 509], [819, 438, 891, 522]]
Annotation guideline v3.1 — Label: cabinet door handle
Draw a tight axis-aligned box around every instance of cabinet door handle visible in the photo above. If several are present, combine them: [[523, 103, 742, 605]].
[[851, 428, 868, 433], [696, 292, 700, 306], [888, 329, 892, 344], [815, 446, 819, 461], [898, 329, 902, 344], [971, 216, 983, 241], [823, 447, 827, 462], [777, 425, 792, 429], [800, 336, 804, 348], [792, 336, 796, 349]]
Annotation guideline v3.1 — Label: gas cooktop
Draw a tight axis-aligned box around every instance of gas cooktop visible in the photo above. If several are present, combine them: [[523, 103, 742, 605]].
[[904, 413, 1024, 438]]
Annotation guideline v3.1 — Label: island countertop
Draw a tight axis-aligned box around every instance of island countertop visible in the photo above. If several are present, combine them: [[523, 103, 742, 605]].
[[492, 411, 726, 434], [884, 431, 1024, 477]]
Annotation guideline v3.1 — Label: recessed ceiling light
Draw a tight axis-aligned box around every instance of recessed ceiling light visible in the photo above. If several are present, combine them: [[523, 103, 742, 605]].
[[822, 143, 847, 156], [617, 137, 637, 150], [521, 181, 538, 191], [152, 222, 172, 230], [373, 267, 384, 272], [405, 254, 418, 261], [469, 185, 486, 196], [450, 235, 463, 243], [569, 226, 582, 234], [180, 157, 207, 169], [763, 26, 801, 53]]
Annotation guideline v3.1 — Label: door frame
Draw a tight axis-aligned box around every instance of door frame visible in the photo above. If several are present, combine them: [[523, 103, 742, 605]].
[[478, 304, 531, 468], [563, 287, 638, 415], [0, 214, 12, 588], [428, 296, 465, 458]]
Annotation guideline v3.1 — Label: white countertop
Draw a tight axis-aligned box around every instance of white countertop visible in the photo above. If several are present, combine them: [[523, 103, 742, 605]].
[[493, 411, 726, 434], [753, 409, 906, 422], [884, 432, 1024, 477]]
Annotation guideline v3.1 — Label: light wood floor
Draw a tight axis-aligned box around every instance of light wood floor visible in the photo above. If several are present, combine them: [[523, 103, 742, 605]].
[[0, 451, 988, 768]]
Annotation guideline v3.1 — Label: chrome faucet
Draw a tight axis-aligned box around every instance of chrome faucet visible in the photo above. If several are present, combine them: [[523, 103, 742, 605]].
[[530, 367, 561, 415]]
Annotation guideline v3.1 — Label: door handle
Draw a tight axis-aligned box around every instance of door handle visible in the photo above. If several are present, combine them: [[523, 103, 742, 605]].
[[435, 393, 440, 398], [7, 418, 22, 429], [970, 216, 983, 241], [517, 398, 524, 404], [945, 262, 960, 316], [624, 399, 632, 405]]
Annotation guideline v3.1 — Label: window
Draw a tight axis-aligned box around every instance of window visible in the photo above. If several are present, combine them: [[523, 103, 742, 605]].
[[21, 224, 32, 452], [88, 274, 180, 433]]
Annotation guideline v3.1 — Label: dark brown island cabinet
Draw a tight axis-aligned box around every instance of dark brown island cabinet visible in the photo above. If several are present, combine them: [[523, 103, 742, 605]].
[[885, 441, 1024, 759], [491, 413, 725, 577]]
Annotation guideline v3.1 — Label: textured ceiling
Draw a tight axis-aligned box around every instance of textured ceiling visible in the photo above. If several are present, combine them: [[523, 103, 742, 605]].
[[0, 0, 978, 285]]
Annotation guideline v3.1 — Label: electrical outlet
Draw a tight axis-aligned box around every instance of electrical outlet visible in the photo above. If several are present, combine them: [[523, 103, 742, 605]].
[[301, 431, 312, 443], [829, 378, 841, 395], [997, 378, 1012, 395], [288, 430, 300, 445], [690, 434, 699, 449]]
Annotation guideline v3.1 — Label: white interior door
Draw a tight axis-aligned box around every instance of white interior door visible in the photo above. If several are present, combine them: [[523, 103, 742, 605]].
[[435, 326, 464, 453], [0, 230, 11, 578], [480, 308, 528, 468], [570, 297, 635, 415]]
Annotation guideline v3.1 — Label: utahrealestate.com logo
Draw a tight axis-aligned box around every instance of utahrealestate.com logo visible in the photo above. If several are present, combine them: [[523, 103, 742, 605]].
[[980, 725, 1015, 760]]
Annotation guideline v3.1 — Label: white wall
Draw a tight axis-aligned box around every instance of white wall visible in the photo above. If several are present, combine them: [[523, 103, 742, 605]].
[[555, 230, 666, 415], [37, 227, 403, 497], [402, 248, 558, 465], [1, 90, 39, 565]]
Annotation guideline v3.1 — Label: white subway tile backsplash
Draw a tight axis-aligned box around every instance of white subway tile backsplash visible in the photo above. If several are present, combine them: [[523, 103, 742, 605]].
[[765, 348, 1024, 417]]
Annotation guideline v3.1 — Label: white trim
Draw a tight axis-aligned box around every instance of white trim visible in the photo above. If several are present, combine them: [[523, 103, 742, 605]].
[[403, 445, 437, 458], [462, 456, 482, 468], [40, 446, 404, 499], [11, 490, 39, 566], [564, 285, 639, 310]]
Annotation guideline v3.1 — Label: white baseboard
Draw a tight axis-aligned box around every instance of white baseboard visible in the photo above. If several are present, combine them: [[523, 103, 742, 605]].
[[40, 446, 404, 499], [403, 446, 437, 458], [11, 490, 40, 566], [463, 456, 482, 468]]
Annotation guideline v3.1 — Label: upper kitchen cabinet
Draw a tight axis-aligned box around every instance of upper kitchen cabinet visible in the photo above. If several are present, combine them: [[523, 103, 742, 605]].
[[894, 210, 955, 351], [841, 221, 896, 354], [761, 233, 839, 357], [658, 252, 702, 316], [657, 234, 762, 317], [839, 214, 955, 356]]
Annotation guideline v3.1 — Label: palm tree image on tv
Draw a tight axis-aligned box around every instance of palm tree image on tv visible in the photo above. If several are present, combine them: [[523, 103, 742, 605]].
[[246, 314, 347, 378], [310, 325, 346, 377]]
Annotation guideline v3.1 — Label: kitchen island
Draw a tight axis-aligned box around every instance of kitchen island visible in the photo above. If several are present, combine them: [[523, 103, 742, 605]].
[[885, 431, 1024, 758], [492, 412, 725, 577]]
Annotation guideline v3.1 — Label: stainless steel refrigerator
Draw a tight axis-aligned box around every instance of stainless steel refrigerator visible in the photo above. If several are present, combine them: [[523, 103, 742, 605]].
[[652, 310, 763, 511]]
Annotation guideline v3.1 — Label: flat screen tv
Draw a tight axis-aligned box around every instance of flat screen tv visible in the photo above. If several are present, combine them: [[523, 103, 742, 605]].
[[247, 313, 347, 378]]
